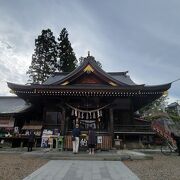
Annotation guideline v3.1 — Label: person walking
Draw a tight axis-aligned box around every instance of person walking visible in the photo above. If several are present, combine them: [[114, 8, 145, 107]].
[[72, 124, 81, 154], [28, 131, 35, 152], [88, 127, 96, 155]]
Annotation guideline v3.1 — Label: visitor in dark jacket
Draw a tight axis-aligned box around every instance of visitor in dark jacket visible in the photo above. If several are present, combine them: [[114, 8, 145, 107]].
[[88, 127, 96, 155], [28, 131, 35, 152], [171, 132, 180, 156], [72, 124, 81, 154]]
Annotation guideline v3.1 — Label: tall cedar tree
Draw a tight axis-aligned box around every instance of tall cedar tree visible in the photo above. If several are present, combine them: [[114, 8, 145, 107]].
[[27, 29, 58, 84], [57, 28, 77, 72]]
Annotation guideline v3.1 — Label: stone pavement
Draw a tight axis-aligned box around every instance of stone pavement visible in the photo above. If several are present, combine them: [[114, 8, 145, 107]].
[[20, 149, 153, 161], [23, 160, 139, 180], [0, 148, 153, 160]]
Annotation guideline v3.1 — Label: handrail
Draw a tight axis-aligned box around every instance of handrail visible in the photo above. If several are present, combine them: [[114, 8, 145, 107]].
[[114, 124, 152, 132], [114, 125, 151, 127]]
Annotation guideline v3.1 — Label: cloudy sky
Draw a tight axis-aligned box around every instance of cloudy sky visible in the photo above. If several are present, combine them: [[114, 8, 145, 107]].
[[0, 0, 180, 103]]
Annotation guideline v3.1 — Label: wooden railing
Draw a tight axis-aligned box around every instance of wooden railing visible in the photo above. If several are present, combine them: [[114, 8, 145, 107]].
[[114, 125, 152, 132]]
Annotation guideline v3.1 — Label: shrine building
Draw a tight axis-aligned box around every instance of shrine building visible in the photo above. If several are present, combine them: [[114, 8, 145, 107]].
[[5, 55, 171, 149]]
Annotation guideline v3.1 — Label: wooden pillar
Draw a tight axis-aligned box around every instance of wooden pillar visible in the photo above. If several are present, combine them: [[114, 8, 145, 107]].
[[61, 108, 66, 135], [42, 106, 46, 127], [109, 108, 114, 147], [130, 99, 134, 125]]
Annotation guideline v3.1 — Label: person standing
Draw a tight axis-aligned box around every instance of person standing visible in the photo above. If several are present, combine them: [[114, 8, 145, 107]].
[[88, 127, 96, 155], [72, 124, 81, 154], [28, 130, 35, 152], [171, 132, 180, 156]]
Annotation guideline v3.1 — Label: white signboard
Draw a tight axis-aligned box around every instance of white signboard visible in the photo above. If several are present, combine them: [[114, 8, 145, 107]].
[[97, 136, 102, 144]]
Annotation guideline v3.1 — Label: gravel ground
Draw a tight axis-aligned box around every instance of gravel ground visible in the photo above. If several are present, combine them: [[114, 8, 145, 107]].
[[0, 153, 48, 180], [124, 153, 180, 180], [0, 152, 180, 180]]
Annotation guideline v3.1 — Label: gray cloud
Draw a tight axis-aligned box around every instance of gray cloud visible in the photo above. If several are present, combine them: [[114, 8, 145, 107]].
[[0, 0, 179, 102]]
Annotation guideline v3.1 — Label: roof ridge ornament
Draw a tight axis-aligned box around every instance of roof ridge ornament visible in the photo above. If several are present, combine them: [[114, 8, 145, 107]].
[[88, 51, 90, 57], [83, 65, 94, 73]]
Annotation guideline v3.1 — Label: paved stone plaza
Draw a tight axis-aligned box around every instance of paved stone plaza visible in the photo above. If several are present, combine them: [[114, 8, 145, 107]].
[[24, 160, 139, 180]]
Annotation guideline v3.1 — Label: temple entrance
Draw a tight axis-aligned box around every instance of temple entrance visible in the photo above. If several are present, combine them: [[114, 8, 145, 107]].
[[66, 104, 109, 132]]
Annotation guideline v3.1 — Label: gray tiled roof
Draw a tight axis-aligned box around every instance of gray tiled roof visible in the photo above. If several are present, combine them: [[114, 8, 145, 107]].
[[0, 96, 31, 114], [167, 102, 179, 108], [43, 73, 69, 85], [108, 73, 136, 85], [43, 71, 136, 86], [42, 57, 136, 86]]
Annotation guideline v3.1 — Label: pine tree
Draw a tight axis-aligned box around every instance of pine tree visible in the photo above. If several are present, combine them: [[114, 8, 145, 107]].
[[27, 29, 58, 84], [57, 28, 77, 72]]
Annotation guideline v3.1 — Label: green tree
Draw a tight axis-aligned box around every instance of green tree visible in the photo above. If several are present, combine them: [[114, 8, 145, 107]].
[[166, 102, 180, 121], [27, 29, 58, 84], [139, 94, 169, 120], [57, 28, 77, 72]]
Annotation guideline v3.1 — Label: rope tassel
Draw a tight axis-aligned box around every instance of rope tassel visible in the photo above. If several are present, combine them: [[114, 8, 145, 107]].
[[81, 112, 84, 119], [78, 111, 80, 118], [97, 110, 100, 117], [86, 113, 89, 119], [66, 103, 110, 119], [93, 112, 96, 119], [75, 109, 77, 116], [99, 110, 102, 117], [89, 112, 92, 119], [71, 109, 74, 116]]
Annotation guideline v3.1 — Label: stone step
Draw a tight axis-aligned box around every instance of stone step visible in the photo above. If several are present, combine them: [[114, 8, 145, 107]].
[[48, 155, 122, 161], [39, 153, 153, 161], [1, 149, 153, 161]]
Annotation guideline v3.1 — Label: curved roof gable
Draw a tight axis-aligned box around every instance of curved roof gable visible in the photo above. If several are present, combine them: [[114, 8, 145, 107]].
[[48, 56, 132, 86]]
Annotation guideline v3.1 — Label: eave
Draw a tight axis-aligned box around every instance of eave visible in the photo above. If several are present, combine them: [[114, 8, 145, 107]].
[[7, 82, 171, 97]]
